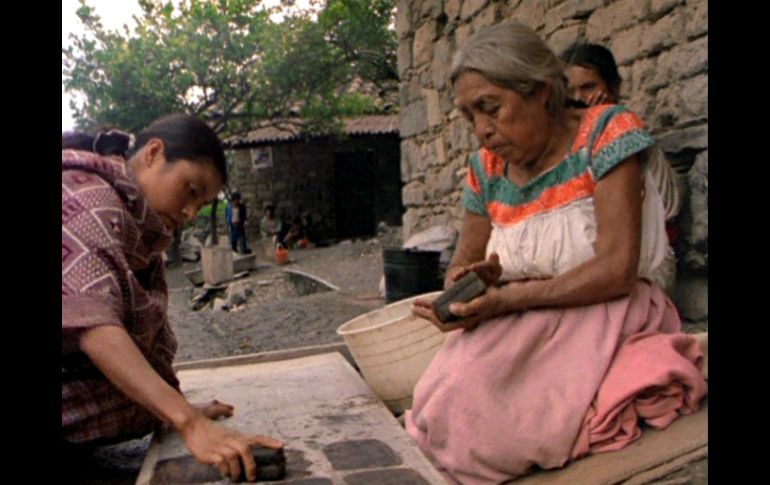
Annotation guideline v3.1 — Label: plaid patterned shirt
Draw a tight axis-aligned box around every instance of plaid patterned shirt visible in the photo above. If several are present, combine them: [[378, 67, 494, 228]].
[[62, 150, 179, 443]]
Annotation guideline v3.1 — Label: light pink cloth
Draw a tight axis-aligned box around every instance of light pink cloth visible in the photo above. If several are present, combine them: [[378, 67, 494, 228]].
[[405, 281, 706, 484], [570, 331, 706, 457]]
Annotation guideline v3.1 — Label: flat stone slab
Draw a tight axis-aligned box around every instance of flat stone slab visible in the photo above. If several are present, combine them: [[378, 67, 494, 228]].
[[136, 353, 446, 484]]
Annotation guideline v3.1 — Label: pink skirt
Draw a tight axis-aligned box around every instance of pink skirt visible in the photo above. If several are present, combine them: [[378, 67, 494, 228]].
[[405, 281, 706, 484]]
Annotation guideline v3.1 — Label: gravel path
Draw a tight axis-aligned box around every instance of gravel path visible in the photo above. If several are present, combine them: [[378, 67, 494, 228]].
[[166, 236, 395, 362]]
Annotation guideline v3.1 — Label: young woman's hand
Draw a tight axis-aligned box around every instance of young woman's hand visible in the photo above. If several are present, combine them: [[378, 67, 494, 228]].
[[586, 89, 610, 106], [78, 325, 284, 483], [195, 399, 234, 420], [179, 412, 284, 483]]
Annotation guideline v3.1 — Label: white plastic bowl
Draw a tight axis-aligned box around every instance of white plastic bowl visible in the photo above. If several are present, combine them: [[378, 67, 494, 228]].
[[337, 291, 445, 413]]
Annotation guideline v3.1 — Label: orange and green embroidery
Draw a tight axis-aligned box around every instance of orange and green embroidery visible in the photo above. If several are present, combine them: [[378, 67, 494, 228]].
[[463, 104, 655, 226]]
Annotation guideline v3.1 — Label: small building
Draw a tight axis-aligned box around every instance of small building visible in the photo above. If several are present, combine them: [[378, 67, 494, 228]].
[[224, 115, 403, 243]]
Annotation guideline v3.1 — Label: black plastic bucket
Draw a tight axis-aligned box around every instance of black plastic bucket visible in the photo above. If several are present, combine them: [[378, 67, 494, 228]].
[[383, 248, 443, 303]]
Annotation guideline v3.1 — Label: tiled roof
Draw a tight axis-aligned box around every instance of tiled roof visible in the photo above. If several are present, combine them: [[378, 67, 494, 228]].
[[343, 115, 399, 136], [223, 114, 398, 148]]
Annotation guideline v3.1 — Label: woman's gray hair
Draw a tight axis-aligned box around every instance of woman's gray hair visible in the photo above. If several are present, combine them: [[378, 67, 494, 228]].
[[451, 21, 566, 119]]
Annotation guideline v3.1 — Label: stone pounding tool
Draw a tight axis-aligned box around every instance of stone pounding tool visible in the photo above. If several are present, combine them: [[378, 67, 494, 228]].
[[431, 271, 487, 323]]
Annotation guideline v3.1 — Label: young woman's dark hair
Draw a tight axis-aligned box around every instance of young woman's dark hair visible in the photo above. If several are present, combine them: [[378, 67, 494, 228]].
[[62, 132, 96, 151], [561, 43, 622, 98], [62, 127, 133, 157], [63, 114, 227, 184], [127, 114, 228, 184]]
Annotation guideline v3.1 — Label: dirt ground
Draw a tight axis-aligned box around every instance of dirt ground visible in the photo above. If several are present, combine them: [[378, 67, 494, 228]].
[[165, 235, 396, 363], [70, 229, 707, 484]]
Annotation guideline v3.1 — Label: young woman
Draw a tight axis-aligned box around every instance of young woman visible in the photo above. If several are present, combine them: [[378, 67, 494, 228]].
[[62, 114, 282, 482]]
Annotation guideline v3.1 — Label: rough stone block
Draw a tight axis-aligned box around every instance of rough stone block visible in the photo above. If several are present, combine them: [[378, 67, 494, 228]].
[[548, 24, 582, 58], [403, 181, 427, 206], [650, 36, 708, 89], [420, 140, 440, 168], [618, 65, 632, 96], [399, 82, 411, 107], [654, 74, 708, 127], [434, 138, 447, 166], [609, 24, 647, 65], [449, 118, 473, 153], [226, 281, 253, 308], [438, 163, 458, 195], [419, 0, 443, 19], [400, 100, 429, 137], [512, 0, 545, 30], [397, 41, 412, 78], [440, 90, 455, 115], [685, 0, 707, 39], [419, 68, 433, 87], [431, 39, 451, 90], [546, 0, 605, 35], [651, 0, 682, 16], [446, 0, 462, 23], [455, 164, 468, 182], [625, 91, 656, 123], [408, 76, 424, 101], [631, 57, 658, 94], [679, 73, 708, 119], [403, 208, 430, 240], [640, 9, 685, 56], [500, 0, 524, 17], [657, 124, 708, 153], [396, 0, 411, 39], [400, 138, 421, 182], [586, 0, 650, 41], [429, 212, 453, 228], [472, 5, 497, 30], [455, 22, 474, 47], [413, 20, 438, 67], [212, 297, 228, 312], [426, 168, 441, 199], [461, 0, 488, 20], [423, 88, 443, 127]]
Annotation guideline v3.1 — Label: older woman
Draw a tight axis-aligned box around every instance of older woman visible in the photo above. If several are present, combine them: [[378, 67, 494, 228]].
[[406, 22, 706, 484]]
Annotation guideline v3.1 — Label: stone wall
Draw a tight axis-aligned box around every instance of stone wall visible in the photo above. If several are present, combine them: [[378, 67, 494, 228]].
[[397, 0, 707, 321], [228, 134, 403, 243]]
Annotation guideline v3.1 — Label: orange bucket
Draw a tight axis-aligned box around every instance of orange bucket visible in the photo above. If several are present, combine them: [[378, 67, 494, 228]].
[[275, 245, 289, 265]]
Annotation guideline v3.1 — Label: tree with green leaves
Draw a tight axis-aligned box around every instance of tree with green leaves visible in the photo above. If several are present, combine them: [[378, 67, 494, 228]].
[[62, 0, 398, 137]]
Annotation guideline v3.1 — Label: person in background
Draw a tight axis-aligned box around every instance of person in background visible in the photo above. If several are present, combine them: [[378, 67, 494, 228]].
[[406, 22, 706, 484], [62, 114, 283, 482], [282, 210, 315, 249], [259, 204, 283, 245], [561, 42, 682, 294], [226, 191, 251, 254]]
